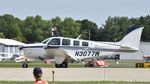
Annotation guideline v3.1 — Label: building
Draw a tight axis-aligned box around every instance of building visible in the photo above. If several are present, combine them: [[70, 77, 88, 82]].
[[120, 42, 150, 60], [0, 38, 24, 59]]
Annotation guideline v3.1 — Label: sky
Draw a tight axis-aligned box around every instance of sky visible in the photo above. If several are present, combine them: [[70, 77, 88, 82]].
[[0, 0, 150, 27]]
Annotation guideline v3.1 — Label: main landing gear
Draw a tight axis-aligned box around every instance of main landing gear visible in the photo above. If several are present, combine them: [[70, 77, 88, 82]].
[[55, 61, 68, 68], [22, 59, 28, 68]]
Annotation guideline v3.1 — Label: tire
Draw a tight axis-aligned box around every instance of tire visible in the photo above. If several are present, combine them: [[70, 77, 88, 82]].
[[22, 63, 28, 68], [85, 64, 87, 67], [55, 62, 68, 68], [61, 62, 68, 68], [55, 64, 61, 68]]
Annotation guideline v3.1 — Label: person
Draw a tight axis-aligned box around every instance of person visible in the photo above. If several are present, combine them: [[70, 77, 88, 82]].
[[33, 67, 48, 84]]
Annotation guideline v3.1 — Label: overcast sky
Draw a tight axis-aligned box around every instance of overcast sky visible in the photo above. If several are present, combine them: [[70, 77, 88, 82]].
[[0, 0, 150, 27]]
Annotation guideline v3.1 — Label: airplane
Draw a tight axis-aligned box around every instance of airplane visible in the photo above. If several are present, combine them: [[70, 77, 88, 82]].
[[22, 27, 144, 68]]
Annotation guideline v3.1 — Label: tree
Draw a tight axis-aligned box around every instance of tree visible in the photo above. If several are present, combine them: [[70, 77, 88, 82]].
[[0, 14, 150, 43], [139, 15, 150, 42], [0, 32, 5, 38], [61, 17, 81, 38], [100, 16, 136, 42], [0, 14, 24, 41], [22, 15, 52, 43], [51, 16, 62, 36], [80, 19, 98, 40]]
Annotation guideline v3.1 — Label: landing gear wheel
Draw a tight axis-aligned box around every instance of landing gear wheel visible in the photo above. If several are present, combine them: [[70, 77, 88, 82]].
[[61, 62, 68, 68], [55, 64, 61, 68], [55, 62, 68, 68], [22, 62, 28, 68]]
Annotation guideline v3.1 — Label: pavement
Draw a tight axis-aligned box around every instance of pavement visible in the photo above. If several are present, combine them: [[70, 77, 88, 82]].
[[0, 68, 150, 82]]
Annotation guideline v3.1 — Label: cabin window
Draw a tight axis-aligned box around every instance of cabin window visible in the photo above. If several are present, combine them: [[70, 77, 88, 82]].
[[82, 42, 88, 46], [62, 39, 70, 45], [48, 38, 60, 45], [73, 40, 80, 46]]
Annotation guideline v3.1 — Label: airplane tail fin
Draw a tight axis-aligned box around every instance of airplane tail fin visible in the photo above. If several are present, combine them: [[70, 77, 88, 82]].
[[117, 27, 144, 50]]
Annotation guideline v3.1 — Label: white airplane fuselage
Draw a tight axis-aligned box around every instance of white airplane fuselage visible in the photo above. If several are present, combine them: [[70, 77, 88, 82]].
[[23, 38, 117, 59]]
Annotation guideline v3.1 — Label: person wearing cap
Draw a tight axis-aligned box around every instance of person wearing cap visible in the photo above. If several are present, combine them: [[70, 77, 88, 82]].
[[33, 67, 48, 84]]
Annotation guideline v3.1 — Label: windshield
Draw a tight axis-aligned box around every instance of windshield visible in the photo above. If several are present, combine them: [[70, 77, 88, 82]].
[[41, 38, 50, 44], [48, 38, 60, 45]]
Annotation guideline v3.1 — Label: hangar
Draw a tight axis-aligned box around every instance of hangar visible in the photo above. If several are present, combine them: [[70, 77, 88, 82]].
[[0, 38, 24, 60]]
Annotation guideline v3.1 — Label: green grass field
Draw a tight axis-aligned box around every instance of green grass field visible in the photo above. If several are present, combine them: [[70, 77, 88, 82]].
[[0, 81, 150, 84], [0, 59, 145, 68]]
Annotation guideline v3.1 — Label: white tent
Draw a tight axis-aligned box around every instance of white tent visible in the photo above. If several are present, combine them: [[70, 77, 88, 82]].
[[0, 38, 25, 59], [0, 38, 24, 45]]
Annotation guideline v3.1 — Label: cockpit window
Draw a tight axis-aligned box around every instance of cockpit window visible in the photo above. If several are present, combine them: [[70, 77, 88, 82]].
[[62, 39, 70, 45], [42, 38, 49, 44], [48, 38, 60, 45]]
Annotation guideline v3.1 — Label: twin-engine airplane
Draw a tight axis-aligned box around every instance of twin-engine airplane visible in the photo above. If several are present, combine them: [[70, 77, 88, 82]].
[[22, 27, 144, 68]]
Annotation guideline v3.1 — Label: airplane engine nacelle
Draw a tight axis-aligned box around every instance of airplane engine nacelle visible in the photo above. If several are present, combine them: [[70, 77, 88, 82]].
[[23, 47, 46, 59]]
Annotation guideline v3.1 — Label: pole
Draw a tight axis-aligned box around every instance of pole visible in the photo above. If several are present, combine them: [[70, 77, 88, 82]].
[[52, 70, 55, 84], [88, 30, 90, 40]]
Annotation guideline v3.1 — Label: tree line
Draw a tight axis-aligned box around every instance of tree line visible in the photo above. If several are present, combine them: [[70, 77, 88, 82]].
[[0, 14, 150, 43]]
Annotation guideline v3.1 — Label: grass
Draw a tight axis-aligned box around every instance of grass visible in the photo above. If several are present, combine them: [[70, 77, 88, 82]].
[[0, 81, 150, 84], [0, 60, 54, 68], [107, 60, 145, 68], [0, 59, 146, 68]]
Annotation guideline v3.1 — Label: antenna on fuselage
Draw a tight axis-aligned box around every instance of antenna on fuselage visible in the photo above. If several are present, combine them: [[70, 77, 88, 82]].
[[76, 34, 81, 39]]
